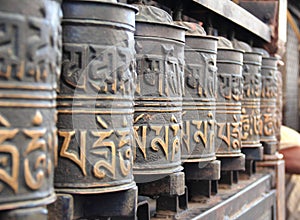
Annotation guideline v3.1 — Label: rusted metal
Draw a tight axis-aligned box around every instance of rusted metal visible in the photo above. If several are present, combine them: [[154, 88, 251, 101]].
[[215, 48, 245, 171], [259, 56, 278, 155], [133, 4, 185, 180], [55, 0, 138, 218], [0, 0, 61, 211]]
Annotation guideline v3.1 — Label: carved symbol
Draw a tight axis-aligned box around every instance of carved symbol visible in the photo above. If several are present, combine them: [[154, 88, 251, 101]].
[[0, 129, 19, 193], [151, 125, 169, 160], [59, 130, 87, 176], [134, 114, 145, 124], [23, 127, 47, 190], [91, 130, 116, 179], [134, 126, 147, 159], [32, 110, 43, 126], [96, 116, 108, 129]]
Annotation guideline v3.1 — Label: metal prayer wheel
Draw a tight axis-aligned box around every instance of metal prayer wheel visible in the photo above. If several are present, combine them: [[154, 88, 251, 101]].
[[55, 0, 137, 194], [260, 57, 278, 154], [0, 0, 61, 210], [133, 5, 186, 178], [275, 68, 283, 149], [216, 48, 244, 167], [241, 52, 263, 158], [181, 28, 218, 164]]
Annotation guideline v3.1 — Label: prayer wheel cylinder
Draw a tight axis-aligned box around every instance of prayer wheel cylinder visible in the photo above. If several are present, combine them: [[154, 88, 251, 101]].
[[260, 57, 278, 154], [55, 0, 137, 193], [275, 69, 283, 149], [181, 34, 218, 163], [0, 0, 61, 210], [133, 5, 186, 177], [241, 52, 263, 151], [216, 49, 244, 158]]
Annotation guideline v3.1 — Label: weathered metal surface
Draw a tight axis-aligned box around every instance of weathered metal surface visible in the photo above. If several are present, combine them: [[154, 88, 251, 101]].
[[133, 5, 186, 176], [155, 187, 188, 217], [0, 0, 61, 210], [179, 23, 218, 163], [190, 0, 271, 42], [259, 56, 278, 155], [55, 0, 137, 194], [0, 206, 48, 220], [47, 194, 74, 220], [215, 48, 245, 171], [240, 52, 264, 162], [152, 173, 275, 220], [72, 186, 138, 219], [275, 68, 283, 150], [138, 172, 185, 197], [183, 160, 220, 181]]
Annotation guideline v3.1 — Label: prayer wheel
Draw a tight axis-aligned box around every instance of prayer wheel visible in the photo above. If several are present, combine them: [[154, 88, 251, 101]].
[[133, 5, 186, 178], [179, 22, 218, 164], [216, 45, 245, 170], [55, 0, 137, 194], [241, 52, 263, 158], [275, 67, 283, 150], [0, 0, 61, 210], [260, 56, 278, 154]]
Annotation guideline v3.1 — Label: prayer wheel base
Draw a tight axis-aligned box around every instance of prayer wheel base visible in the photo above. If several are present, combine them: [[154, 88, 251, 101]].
[[50, 187, 138, 219], [183, 160, 221, 181], [219, 171, 240, 186], [137, 172, 185, 197], [262, 141, 277, 155], [217, 154, 246, 171], [242, 146, 264, 161], [187, 180, 219, 201], [48, 194, 73, 220], [0, 206, 48, 220], [155, 187, 188, 217]]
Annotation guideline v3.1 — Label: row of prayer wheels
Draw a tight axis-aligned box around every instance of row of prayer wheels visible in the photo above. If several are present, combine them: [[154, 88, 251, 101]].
[[0, 0, 282, 219]]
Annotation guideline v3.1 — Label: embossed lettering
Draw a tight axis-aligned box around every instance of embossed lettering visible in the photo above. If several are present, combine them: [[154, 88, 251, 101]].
[[59, 130, 87, 176]]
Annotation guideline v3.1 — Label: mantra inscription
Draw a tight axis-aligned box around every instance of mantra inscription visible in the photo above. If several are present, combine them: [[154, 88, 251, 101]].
[[181, 115, 215, 161], [58, 119, 132, 181], [241, 53, 262, 147], [215, 49, 243, 156], [0, 111, 55, 194], [56, 1, 137, 191], [260, 58, 278, 143], [217, 73, 243, 101], [216, 73, 243, 154], [0, 7, 61, 87], [61, 43, 135, 96], [133, 122, 180, 162], [133, 35, 184, 174], [135, 45, 184, 97], [182, 43, 217, 162], [241, 108, 260, 141], [216, 114, 242, 150], [0, 0, 61, 208]]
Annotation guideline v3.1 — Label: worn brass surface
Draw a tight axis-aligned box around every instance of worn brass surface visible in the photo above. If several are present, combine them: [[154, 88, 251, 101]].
[[133, 6, 186, 176], [181, 35, 218, 163], [241, 52, 263, 151], [55, 0, 137, 193], [0, 0, 61, 210], [215, 49, 244, 157], [260, 57, 278, 154]]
